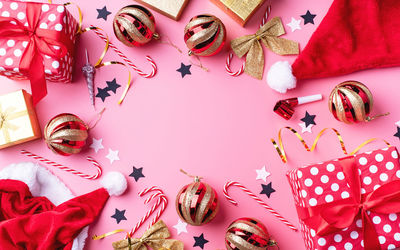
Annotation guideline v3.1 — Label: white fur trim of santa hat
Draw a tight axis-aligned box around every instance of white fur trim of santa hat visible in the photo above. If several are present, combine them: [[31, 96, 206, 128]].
[[267, 61, 297, 93], [0, 162, 87, 250], [100, 171, 127, 196]]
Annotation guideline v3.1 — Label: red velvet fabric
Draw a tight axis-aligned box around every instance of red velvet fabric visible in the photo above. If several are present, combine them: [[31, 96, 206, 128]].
[[0, 179, 109, 250], [292, 0, 400, 80]]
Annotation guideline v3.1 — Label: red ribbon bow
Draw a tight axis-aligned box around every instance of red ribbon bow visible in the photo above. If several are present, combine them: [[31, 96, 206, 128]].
[[0, 2, 74, 104], [297, 155, 400, 250]]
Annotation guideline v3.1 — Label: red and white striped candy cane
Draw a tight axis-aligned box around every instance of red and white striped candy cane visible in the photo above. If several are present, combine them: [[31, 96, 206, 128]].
[[20, 150, 102, 180], [223, 181, 297, 231], [260, 3, 272, 28], [91, 26, 157, 78], [127, 186, 168, 238]]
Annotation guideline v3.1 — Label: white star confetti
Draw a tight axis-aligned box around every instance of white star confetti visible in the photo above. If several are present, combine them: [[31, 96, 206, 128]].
[[299, 122, 313, 133], [106, 148, 120, 164], [256, 166, 271, 182], [90, 138, 104, 153], [173, 219, 188, 235], [287, 17, 301, 32]]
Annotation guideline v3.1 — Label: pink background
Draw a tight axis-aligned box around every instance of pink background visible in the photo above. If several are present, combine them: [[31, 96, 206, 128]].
[[1, 0, 400, 249]]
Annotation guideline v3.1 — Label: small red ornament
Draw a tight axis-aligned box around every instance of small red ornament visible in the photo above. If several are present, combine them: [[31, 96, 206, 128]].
[[175, 173, 219, 226], [44, 113, 89, 156], [113, 5, 159, 47], [329, 81, 388, 124], [184, 14, 226, 56], [225, 218, 278, 250]]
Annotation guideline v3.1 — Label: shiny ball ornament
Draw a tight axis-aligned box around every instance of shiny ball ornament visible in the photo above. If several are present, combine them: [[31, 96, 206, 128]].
[[44, 113, 89, 156], [113, 5, 159, 47], [329, 81, 375, 124], [175, 178, 219, 226], [225, 218, 278, 250], [184, 14, 226, 56]]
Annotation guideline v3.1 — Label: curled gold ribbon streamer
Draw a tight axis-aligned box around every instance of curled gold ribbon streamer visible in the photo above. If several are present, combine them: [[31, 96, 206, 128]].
[[231, 17, 299, 80], [92, 229, 127, 240], [271, 127, 391, 163]]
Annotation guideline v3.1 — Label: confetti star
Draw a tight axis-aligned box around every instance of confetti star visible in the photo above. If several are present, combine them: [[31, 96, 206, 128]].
[[90, 138, 104, 153], [396, 120, 400, 127], [96, 87, 110, 102], [256, 166, 271, 182], [177, 63, 191, 78], [173, 219, 188, 235], [129, 166, 145, 181], [106, 78, 121, 94], [97, 6, 111, 21], [111, 208, 127, 224], [301, 111, 316, 127], [193, 233, 209, 249], [301, 10, 316, 25], [260, 182, 276, 198], [394, 127, 400, 140], [299, 122, 313, 133], [287, 17, 301, 32], [106, 148, 120, 164]]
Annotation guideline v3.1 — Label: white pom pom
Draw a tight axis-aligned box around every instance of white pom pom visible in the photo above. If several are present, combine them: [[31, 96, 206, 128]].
[[267, 61, 297, 93], [100, 172, 127, 196]]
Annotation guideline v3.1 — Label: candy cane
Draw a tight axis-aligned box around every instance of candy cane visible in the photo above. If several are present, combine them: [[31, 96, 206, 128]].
[[260, 3, 272, 27], [223, 181, 297, 231], [225, 53, 245, 77], [91, 26, 157, 78], [127, 186, 168, 238], [20, 150, 102, 180]]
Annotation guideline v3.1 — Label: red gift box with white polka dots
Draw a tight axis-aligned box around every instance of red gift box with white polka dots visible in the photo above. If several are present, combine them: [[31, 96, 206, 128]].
[[0, 0, 77, 82], [287, 147, 400, 250]]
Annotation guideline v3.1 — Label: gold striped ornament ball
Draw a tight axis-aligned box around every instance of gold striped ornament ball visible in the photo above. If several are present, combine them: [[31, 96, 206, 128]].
[[44, 113, 88, 156], [329, 81, 375, 124], [184, 14, 226, 56], [225, 218, 278, 250], [175, 178, 219, 226], [113, 5, 159, 47]]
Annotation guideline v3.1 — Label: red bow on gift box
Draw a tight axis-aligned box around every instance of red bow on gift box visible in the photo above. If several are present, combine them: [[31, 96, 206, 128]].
[[297, 155, 400, 250], [0, 2, 74, 105]]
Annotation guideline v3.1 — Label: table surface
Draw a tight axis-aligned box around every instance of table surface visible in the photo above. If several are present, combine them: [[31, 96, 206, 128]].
[[1, 0, 400, 249]]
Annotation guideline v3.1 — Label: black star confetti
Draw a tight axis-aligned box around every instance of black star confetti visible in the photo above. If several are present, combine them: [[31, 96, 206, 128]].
[[301, 111, 316, 127], [301, 10, 316, 25], [177, 63, 191, 78], [97, 6, 111, 21], [129, 166, 145, 182], [394, 127, 400, 140], [111, 208, 127, 224], [106, 78, 121, 93], [260, 182, 276, 198], [193, 233, 209, 249], [96, 87, 110, 102]]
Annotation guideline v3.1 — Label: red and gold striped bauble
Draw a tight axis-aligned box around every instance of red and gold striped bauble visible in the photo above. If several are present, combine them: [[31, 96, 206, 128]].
[[44, 113, 88, 156], [113, 5, 159, 47], [329, 81, 374, 124], [175, 178, 219, 226], [225, 218, 278, 250], [184, 14, 226, 56]]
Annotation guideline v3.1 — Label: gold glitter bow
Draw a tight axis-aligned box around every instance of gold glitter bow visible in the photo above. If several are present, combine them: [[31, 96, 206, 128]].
[[231, 17, 299, 80], [112, 221, 184, 250], [0, 104, 28, 143]]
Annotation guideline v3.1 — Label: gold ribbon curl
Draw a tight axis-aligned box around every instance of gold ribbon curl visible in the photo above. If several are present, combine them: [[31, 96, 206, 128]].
[[231, 17, 299, 80], [112, 220, 183, 250], [0, 104, 28, 143]]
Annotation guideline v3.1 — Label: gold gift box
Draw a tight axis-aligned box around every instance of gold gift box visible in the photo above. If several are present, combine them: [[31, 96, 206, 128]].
[[134, 0, 189, 20], [0, 90, 41, 149], [210, 0, 265, 26]]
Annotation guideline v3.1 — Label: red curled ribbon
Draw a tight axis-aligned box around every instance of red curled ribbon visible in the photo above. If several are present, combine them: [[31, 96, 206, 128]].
[[297, 155, 400, 250], [0, 2, 74, 105]]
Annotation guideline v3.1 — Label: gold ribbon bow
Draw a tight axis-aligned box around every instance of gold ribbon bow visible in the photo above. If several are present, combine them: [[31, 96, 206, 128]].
[[112, 221, 184, 250], [0, 104, 28, 143], [231, 17, 299, 80]]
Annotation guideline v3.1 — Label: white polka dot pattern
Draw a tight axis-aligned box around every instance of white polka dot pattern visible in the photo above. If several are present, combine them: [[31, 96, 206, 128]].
[[0, 2, 77, 83], [287, 148, 400, 249]]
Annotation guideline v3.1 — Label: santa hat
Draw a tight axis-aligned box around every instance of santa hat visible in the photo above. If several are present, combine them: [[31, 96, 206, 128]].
[[0, 162, 127, 250], [267, 0, 400, 93]]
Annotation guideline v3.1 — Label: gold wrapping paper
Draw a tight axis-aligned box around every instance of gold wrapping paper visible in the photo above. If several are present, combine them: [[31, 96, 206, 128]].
[[210, 0, 265, 26], [134, 0, 189, 20], [112, 220, 184, 250], [0, 90, 41, 149], [231, 17, 299, 80]]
